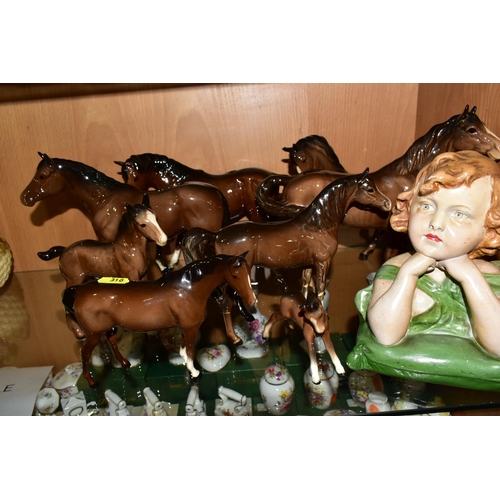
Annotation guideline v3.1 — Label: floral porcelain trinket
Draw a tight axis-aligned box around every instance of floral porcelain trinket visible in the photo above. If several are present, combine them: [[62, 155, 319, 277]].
[[303, 358, 339, 409], [214, 386, 250, 416], [196, 344, 231, 372], [234, 286, 269, 359], [51, 363, 83, 398], [259, 364, 295, 415], [35, 387, 60, 415]]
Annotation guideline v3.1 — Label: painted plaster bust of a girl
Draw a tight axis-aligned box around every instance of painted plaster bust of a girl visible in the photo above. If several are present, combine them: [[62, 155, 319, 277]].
[[363, 150, 500, 359]]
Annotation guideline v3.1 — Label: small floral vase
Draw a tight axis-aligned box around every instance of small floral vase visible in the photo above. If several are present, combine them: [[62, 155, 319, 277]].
[[348, 369, 384, 408], [259, 364, 295, 415], [303, 359, 339, 409]]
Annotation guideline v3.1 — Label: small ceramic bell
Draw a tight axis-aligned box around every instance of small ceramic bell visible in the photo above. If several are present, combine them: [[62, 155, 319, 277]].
[[303, 358, 339, 409]]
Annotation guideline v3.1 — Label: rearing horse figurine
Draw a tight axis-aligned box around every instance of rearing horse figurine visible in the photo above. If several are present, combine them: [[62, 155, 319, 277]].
[[115, 153, 278, 222], [256, 106, 500, 258], [182, 169, 391, 304]]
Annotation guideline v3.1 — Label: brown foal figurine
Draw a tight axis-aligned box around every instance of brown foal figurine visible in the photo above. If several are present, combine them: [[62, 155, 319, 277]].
[[37, 194, 167, 287], [263, 290, 344, 384]]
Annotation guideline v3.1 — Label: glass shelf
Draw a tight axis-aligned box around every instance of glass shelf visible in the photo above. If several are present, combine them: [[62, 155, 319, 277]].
[[74, 331, 500, 416]]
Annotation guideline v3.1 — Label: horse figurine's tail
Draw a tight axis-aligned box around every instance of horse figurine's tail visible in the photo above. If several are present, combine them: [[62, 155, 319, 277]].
[[182, 228, 217, 264], [255, 175, 305, 219], [37, 245, 65, 261]]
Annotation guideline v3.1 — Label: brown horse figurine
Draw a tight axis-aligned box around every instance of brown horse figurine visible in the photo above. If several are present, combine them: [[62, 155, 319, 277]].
[[62, 253, 256, 388], [182, 169, 391, 302], [282, 134, 347, 175], [20, 152, 230, 269], [263, 289, 344, 384], [115, 153, 279, 222], [36, 193, 167, 287], [256, 106, 500, 258]]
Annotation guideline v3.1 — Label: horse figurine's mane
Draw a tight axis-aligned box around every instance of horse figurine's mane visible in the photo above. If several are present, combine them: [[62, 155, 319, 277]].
[[394, 106, 477, 176], [177, 254, 224, 285], [51, 157, 125, 192], [295, 171, 366, 230], [159, 253, 241, 286], [293, 134, 343, 166], [128, 153, 197, 184]]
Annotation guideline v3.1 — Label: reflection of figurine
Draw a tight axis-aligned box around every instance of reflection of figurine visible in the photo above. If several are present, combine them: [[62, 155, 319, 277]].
[[348, 151, 500, 390], [116, 153, 277, 223], [185, 385, 206, 416], [262, 290, 344, 384], [159, 327, 184, 365], [92, 328, 146, 369], [214, 386, 249, 416], [62, 254, 256, 388], [183, 169, 391, 305], [256, 106, 500, 259], [37, 194, 167, 287]]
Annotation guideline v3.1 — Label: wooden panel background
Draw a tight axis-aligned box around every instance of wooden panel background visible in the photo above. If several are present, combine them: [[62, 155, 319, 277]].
[[1, 82, 499, 373], [1, 83, 418, 273], [416, 84, 500, 138]]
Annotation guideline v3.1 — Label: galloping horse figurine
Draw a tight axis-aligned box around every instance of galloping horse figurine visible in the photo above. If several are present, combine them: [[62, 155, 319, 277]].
[[263, 289, 345, 385], [282, 134, 347, 175], [115, 153, 278, 223], [256, 106, 500, 258], [37, 193, 167, 287], [182, 169, 391, 303], [62, 253, 257, 387], [20, 153, 230, 269]]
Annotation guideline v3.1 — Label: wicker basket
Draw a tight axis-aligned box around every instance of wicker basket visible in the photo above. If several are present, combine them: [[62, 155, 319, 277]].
[[0, 237, 13, 288]]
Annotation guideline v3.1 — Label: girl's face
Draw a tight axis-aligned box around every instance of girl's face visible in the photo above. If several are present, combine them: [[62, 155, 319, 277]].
[[408, 176, 492, 261]]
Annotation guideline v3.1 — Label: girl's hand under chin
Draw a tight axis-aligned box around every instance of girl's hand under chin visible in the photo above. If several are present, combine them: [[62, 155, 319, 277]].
[[401, 252, 437, 277], [436, 254, 476, 281]]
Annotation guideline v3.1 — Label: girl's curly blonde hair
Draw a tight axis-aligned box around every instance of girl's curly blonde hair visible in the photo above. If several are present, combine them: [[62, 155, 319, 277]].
[[391, 150, 500, 259]]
